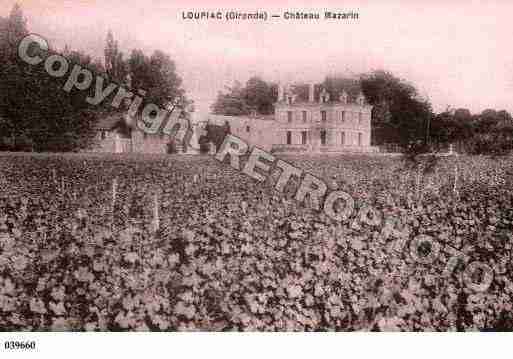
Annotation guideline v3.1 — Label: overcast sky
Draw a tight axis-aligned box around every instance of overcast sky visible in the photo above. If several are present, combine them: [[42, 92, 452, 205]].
[[3, 0, 513, 116]]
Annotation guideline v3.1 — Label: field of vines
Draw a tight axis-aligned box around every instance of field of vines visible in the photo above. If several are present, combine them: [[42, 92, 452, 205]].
[[0, 152, 512, 331]]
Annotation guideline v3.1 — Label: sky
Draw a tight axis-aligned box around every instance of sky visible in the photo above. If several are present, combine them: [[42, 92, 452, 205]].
[[2, 0, 513, 116]]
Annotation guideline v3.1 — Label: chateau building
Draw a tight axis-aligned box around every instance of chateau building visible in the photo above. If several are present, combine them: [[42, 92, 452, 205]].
[[207, 83, 376, 154], [273, 84, 375, 153]]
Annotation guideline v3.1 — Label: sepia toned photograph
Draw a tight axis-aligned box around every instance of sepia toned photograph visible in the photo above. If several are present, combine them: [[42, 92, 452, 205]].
[[0, 0, 512, 349]]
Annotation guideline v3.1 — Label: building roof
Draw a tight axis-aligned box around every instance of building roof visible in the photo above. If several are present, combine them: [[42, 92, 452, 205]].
[[275, 100, 370, 108], [281, 82, 366, 105], [206, 114, 275, 126]]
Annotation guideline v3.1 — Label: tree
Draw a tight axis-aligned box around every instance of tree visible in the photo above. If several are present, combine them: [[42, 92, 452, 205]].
[[429, 109, 471, 150], [104, 31, 127, 83], [127, 49, 186, 107], [5, 3, 27, 47], [148, 50, 185, 106], [0, 3, 30, 147], [0, 5, 113, 151], [244, 77, 276, 115], [211, 81, 251, 116], [466, 109, 513, 155], [211, 77, 277, 116], [360, 70, 433, 150]]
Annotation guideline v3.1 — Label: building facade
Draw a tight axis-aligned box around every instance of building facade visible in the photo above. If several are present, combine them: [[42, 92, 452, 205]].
[[273, 84, 375, 153], [205, 114, 277, 151], [90, 114, 171, 154]]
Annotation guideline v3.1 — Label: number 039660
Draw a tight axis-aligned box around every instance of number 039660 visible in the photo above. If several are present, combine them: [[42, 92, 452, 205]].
[[4, 341, 36, 350]]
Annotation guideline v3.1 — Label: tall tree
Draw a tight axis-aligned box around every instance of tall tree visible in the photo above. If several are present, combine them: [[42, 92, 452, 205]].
[[6, 3, 27, 47], [211, 77, 277, 116], [0, 5, 112, 151], [211, 81, 251, 116], [0, 3, 29, 145], [244, 77, 276, 115], [127, 49, 186, 107], [104, 31, 126, 83], [360, 70, 433, 149]]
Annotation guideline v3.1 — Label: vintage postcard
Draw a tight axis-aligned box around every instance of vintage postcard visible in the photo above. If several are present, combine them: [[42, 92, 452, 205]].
[[0, 0, 512, 356]]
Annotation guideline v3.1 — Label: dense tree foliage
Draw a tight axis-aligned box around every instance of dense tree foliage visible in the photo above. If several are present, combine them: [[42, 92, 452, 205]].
[[0, 4, 188, 152], [211, 81, 250, 116], [0, 4, 100, 151], [104, 30, 127, 84], [127, 49, 187, 108], [430, 108, 513, 155], [211, 77, 277, 116], [358, 71, 432, 151]]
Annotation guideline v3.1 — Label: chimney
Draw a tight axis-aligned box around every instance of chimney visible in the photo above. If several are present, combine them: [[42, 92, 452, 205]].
[[278, 84, 284, 102], [339, 90, 348, 104], [308, 84, 315, 103]]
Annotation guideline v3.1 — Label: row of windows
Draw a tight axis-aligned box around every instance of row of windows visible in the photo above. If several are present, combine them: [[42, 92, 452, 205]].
[[285, 95, 365, 106], [286, 110, 366, 124], [232, 125, 255, 133], [286, 131, 364, 146], [99, 131, 168, 141]]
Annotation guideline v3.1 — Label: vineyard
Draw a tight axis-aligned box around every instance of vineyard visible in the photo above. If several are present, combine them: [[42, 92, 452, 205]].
[[0, 152, 512, 331]]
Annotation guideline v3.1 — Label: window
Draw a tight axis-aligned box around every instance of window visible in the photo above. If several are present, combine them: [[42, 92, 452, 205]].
[[341, 111, 345, 122], [100, 131, 106, 140], [321, 110, 327, 122], [301, 131, 307, 145], [286, 131, 292, 145], [358, 112, 363, 125], [320, 130, 327, 146], [287, 111, 293, 123], [358, 133, 362, 146], [246, 125, 250, 132], [341, 131, 345, 145], [302, 111, 307, 123], [287, 96, 293, 105]]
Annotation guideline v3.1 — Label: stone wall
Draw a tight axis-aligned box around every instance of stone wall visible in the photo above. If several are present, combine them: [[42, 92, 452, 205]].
[[89, 130, 169, 154], [131, 131, 169, 154], [89, 130, 116, 153], [207, 115, 278, 151]]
